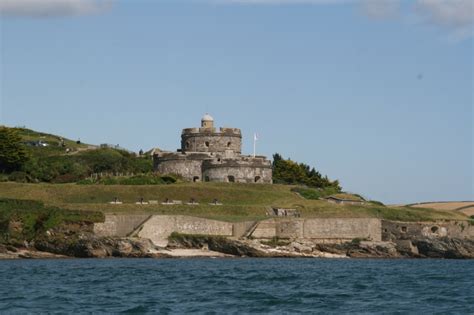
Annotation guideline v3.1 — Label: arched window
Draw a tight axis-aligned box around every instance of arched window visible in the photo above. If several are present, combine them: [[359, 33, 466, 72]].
[[205, 141, 210, 148], [227, 175, 235, 183], [254, 176, 261, 183], [193, 176, 199, 182], [227, 142, 232, 147]]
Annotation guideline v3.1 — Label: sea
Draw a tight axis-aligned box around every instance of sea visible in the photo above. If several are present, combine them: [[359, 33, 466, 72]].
[[0, 258, 473, 314]]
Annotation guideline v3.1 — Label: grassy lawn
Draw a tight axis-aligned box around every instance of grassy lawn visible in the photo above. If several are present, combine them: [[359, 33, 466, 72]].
[[0, 182, 468, 222]]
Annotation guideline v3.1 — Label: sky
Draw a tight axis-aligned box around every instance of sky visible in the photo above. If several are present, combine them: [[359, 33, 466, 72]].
[[0, 0, 473, 204]]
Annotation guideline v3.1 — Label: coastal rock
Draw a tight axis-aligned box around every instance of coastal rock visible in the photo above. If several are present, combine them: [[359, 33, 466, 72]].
[[412, 237, 474, 259], [289, 242, 313, 254], [168, 234, 269, 257], [347, 241, 400, 258], [35, 236, 165, 258]]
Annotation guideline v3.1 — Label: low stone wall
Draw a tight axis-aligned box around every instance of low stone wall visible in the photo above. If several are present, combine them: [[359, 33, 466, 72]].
[[93, 214, 151, 237], [138, 215, 234, 247], [251, 218, 382, 242]]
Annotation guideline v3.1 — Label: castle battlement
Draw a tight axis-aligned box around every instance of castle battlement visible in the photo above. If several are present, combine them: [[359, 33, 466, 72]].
[[181, 127, 242, 136]]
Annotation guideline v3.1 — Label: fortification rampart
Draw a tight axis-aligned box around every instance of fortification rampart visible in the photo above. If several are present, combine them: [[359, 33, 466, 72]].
[[153, 153, 209, 181], [382, 220, 474, 241], [202, 158, 273, 183], [251, 218, 382, 242], [94, 215, 384, 246], [94, 214, 151, 237]]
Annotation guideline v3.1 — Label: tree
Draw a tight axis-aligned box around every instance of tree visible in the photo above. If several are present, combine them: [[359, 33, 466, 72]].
[[271, 152, 341, 191], [0, 127, 29, 172]]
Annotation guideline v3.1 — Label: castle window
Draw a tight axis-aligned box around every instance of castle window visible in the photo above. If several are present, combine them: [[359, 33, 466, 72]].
[[227, 142, 231, 147], [227, 175, 235, 183], [205, 141, 210, 148], [186, 142, 190, 149], [254, 176, 261, 183], [193, 176, 200, 182]]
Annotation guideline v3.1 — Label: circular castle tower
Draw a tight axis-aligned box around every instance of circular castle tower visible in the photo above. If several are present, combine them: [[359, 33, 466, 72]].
[[181, 114, 242, 154]]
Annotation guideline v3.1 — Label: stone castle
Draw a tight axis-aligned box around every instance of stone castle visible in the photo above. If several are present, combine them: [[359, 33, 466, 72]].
[[153, 114, 273, 183]]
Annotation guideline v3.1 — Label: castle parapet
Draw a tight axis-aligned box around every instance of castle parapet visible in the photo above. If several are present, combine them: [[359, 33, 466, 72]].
[[181, 125, 242, 154]]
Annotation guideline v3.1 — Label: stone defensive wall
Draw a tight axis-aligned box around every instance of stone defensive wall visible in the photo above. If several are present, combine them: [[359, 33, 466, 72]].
[[94, 214, 151, 237], [202, 159, 273, 184], [138, 216, 236, 247], [382, 220, 474, 241], [153, 152, 210, 181], [94, 215, 384, 246], [251, 218, 382, 242], [181, 127, 242, 153], [202, 157, 273, 183]]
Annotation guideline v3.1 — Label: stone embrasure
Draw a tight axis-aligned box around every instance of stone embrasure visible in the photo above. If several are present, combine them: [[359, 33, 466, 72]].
[[153, 115, 272, 183]]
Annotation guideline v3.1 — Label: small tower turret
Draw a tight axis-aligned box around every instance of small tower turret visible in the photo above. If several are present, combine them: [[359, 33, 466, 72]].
[[201, 113, 214, 129]]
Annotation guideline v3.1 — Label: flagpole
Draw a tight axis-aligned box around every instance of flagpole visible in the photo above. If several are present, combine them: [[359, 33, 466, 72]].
[[253, 133, 257, 158]]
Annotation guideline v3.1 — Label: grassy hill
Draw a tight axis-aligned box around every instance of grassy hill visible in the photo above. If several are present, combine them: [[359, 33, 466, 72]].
[[407, 201, 474, 217], [0, 182, 468, 222]]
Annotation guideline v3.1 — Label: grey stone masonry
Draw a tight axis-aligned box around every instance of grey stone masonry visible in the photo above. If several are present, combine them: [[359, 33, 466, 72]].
[[153, 114, 273, 184]]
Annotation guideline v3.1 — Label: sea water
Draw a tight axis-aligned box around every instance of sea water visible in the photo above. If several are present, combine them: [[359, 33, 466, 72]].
[[0, 258, 473, 314]]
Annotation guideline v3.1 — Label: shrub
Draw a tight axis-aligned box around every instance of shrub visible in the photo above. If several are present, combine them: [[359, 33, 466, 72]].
[[261, 237, 290, 247], [8, 171, 30, 183], [291, 186, 341, 200], [0, 198, 103, 242], [369, 200, 385, 206]]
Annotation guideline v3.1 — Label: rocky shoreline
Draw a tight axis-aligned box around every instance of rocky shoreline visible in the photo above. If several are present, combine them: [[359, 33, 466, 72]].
[[1, 231, 473, 260]]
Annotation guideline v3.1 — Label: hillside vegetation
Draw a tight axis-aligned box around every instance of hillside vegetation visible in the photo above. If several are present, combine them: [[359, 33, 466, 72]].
[[0, 198, 103, 244], [0, 182, 467, 222], [0, 127, 154, 183]]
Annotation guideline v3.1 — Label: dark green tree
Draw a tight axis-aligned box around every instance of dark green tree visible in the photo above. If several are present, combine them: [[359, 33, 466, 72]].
[[272, 152, 341, 191], [0, 127, 29, 172]]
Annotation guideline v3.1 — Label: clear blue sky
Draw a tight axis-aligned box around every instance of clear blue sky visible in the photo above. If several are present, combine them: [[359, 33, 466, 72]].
[[0, 0, 472, 204]]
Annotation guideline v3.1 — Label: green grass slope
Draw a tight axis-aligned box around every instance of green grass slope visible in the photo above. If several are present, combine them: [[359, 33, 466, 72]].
[[0, 182, 467, 222]]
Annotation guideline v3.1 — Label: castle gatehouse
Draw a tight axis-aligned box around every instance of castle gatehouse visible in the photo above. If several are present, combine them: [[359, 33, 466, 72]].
[[153, 114, 273, 184]]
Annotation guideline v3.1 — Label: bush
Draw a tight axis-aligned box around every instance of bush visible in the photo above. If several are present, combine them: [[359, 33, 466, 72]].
[[369, 200, 385, 206], [8, 171, 30, 183], [0, 198, 103, 242], [291, 186, 341, 200], [19, 148, 153, 184], [76, 174, 178, 185], [261, 237, 290, 247]]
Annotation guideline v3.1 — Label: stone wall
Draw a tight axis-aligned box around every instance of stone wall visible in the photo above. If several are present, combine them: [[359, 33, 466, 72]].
[[251, 218, 382, 242], [202, 158, 273, 184], [154, 153, 207, 181], [93, 214, 151, 237], [382, 220, 474, 241], [181, 127, 242, 154], [137, 215, 235, 247], [94, 215, 384, 246]]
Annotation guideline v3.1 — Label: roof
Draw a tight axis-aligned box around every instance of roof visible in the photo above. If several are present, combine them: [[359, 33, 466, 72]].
[[202, 113, 214, 121]]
